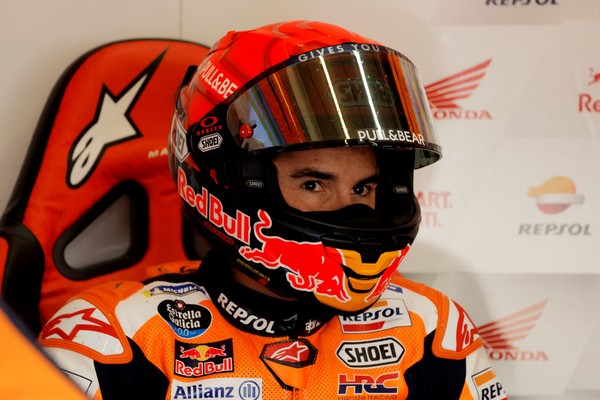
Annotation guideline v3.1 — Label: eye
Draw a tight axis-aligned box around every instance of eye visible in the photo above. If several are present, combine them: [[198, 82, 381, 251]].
[[301, 181, 323, 192], [352, 183, 376, 196]]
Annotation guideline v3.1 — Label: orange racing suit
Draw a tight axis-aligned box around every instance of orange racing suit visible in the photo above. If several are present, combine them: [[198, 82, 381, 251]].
[[39, 252, 507, 399]]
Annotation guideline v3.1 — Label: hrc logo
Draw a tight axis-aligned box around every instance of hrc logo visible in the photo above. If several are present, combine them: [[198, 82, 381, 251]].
[[337, 372, 399, 395]]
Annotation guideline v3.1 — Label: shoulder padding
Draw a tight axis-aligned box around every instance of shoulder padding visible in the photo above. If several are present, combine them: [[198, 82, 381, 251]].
[[393, 275, 482, 360], [39, 280, 143, 364]]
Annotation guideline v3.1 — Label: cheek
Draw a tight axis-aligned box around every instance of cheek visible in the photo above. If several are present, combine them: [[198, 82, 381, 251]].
[[353, 195, 376, 210], [277, 179, 311, 211]]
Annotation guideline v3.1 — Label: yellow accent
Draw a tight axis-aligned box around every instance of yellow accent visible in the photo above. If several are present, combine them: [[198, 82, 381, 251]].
[[528, 176, 576, 196], [314, 249, 405, 312], [347, 277, 378, 291], [474, 369, 497, 386], [337, 249, 402, 276]]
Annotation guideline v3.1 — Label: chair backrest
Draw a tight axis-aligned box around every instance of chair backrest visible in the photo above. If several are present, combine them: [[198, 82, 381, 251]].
[[0, 39, 210, 334]]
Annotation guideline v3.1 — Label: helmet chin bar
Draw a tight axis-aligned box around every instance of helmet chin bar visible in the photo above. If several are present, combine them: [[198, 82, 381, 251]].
[[297, 203, 418, 263]]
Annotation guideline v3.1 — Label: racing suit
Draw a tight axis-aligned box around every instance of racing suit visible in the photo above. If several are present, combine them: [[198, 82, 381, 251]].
[[39, 251, 507, 399]]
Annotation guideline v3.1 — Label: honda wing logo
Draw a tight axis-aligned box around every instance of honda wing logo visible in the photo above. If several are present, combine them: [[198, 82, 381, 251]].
[[425, 59, 492, 120], [478, 300, 549, 361]]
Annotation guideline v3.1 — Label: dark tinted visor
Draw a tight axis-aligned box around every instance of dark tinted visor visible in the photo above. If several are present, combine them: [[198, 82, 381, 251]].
[[226, 45, 441, 168]]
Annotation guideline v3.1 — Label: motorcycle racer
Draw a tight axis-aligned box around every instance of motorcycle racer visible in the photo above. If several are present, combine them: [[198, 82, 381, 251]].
[[39, 20, 507, 399]]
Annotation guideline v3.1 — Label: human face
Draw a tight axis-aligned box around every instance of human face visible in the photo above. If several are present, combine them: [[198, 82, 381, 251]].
[[273, 147, 378, 212]]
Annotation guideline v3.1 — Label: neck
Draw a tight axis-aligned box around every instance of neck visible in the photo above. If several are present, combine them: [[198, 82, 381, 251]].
[[231, 268, 298, 301], [195, 250, 334, 337]]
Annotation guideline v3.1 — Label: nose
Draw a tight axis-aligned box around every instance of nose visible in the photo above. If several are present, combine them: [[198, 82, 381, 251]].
[[329, 191, 354, 210], [328, 188, 374, 211]]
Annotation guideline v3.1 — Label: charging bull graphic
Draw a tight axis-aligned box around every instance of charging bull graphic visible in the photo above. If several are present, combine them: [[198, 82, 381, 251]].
[[180, 344, 227, 361], [239, 210, 410, 309], [239, 210, 350, 302]]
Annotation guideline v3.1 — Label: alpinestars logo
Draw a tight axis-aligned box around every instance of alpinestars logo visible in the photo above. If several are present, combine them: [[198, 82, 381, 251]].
[[67, 52, 164, 188], [478, 300, 549, 361], [425, 59, 492, 120]]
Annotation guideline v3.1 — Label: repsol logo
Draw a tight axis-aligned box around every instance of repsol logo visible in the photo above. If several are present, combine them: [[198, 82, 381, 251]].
[[486, 0, 558, 5], [217, 292, 276, 334], [337, 337, 405, 368], [518, 223, 592, 236]]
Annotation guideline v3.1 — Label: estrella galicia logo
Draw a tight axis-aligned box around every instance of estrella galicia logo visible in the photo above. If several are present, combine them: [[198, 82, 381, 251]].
[[158, 299, 212, 338]]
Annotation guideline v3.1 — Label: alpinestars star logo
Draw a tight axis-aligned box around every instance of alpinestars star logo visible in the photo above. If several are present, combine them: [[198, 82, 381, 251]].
[[40, 307, 118, 341], [67, 52, 164, 188], [261, 338, 317, 368], [478, 300, 549, 361], [425, 59, 492, 120]]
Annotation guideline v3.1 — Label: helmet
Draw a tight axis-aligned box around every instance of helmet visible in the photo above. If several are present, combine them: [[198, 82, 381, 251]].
[[169, 21, 441, 314]]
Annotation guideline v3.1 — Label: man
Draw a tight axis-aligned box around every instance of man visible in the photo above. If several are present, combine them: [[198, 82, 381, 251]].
[[39, 21, 507, 399]]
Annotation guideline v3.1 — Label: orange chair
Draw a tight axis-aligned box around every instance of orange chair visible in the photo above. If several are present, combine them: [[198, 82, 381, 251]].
[[0, 39, 210, 335]]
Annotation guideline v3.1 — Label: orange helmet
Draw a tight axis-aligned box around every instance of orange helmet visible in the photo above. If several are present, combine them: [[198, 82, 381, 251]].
[[169, 21, 441, 313]]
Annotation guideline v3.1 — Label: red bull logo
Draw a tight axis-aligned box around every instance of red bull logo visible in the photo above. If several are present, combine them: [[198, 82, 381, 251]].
[[175, 339, 233, 378], [239, 209, 409, 312], [180, 344, 226, 361], [239, 209, 349, 301]]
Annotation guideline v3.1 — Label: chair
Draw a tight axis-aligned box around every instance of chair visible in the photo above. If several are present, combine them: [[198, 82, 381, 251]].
[[0, 39, 210, 335]]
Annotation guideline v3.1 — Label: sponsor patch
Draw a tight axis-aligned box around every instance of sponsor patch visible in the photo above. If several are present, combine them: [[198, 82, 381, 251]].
[[171, 378, 261, 400], [472, 368, 507, 400], [339, 299, 411, 333], [158, 300, 212, 338], [40, 299, 124, 356], [338, 372, 400, 395], [175, 338, 234, 378], [144, 283, 203, 297], [336, 337, 405, 368], [261, 338, 317, 368]]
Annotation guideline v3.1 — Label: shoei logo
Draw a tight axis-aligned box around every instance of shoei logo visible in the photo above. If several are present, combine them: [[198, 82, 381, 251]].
[[527, 176, 584, 215], [478, 301, 549, 362], [425, 59, 492, 120], [578, 67, 600, 112], [336, 337, 405, 368], [198, 132, 223, 152]]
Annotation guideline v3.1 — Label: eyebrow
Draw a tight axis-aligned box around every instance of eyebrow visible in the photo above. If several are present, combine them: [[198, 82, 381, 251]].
[[289, 168, 335, 180], [289, 168, 379, 186]]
